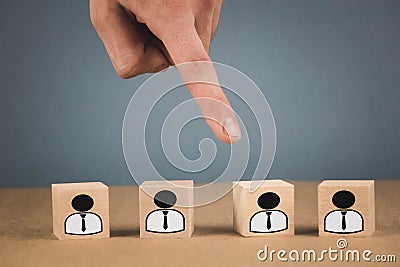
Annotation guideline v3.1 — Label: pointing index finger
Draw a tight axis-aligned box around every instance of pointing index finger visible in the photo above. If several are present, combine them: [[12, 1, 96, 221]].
[[158, 20, 241, 143]]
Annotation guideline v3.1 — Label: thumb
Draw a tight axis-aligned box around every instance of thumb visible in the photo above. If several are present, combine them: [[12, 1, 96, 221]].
[[159, 20, 241, 144]]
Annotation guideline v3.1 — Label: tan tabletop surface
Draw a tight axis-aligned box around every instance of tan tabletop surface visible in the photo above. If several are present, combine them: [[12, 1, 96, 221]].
[[0, 181, 399, 266]]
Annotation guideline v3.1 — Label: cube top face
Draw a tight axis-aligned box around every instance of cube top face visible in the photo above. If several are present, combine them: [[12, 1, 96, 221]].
[[52, 182, 110, 240], [235, 179, 294, 189], [319, 180, 374, 187], [318, 180, 375, 237], [52, 182, 107, 191], [139, 180, 194, 238], [141, 180, 193, 188], [233, 180, 294, 237]]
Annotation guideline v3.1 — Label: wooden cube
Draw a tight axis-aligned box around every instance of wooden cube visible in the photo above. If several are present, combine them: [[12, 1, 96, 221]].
[[139, 180, 194, 238], [318, 180, 375, 237], [233, 179, 294, 237], [52, 182, 110, 240]]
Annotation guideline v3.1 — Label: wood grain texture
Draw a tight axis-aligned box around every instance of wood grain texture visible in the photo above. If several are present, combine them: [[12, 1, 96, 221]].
[[318, 180, 375, 237], [139, 180, 194, 238], [52, 182, 110, 240], [233, 179, 294, 237]]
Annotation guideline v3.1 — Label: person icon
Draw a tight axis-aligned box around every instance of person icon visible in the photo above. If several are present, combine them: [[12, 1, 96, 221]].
[[65, 194, 102, 235], [146, 190, 185, 233], [250, 192, 288, 233], [324, 190, 363, 234]]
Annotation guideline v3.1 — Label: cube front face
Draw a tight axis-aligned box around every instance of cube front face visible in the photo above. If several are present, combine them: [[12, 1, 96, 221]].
[[233, 180, 294, 237], [52, 182, 110, 240], [318, 180, 375, 237], [139, 180, 194, 238]]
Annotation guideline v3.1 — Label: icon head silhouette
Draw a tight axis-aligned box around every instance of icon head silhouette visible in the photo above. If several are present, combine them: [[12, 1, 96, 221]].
[[331, 190, 355, 209], [154, 190, 177, 209], [71, 194, 94, 212], [257, 192, 280, 210]]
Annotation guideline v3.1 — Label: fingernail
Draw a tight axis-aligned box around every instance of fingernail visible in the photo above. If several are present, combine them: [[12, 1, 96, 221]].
[[222, 117, 241, 138]]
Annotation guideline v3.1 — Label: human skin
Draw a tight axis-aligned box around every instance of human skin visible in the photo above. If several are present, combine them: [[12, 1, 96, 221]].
[[90, 0, 241, 143]]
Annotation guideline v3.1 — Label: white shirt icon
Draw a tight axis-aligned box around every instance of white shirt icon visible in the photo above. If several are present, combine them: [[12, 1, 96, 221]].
[[146, 209, 185, 233], [250, 210, 288, 233], [65, 212, 102, 235], [324, 209, 363, 234]]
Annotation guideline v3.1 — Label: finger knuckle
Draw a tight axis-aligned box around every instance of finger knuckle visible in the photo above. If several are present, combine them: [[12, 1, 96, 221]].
[[185, 49, 210, 62], [113, 56, 141, 79], [115, 63, 139, 79]]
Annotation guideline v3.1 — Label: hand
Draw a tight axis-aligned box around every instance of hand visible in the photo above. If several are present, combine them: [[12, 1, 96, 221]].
[[90, 0, 241, 143]]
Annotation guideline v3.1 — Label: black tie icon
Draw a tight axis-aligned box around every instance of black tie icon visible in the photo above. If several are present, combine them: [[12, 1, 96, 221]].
[[80, 213, 86, 232], [341, 211, 347, 230], [266, 211, 272, 230], [162, 210, 169, 230]]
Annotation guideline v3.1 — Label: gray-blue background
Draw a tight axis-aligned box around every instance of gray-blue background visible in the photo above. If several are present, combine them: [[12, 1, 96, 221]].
[[1, 0, 399, 187]]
